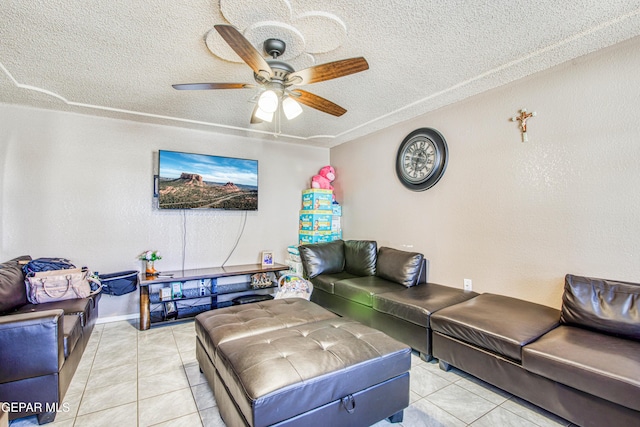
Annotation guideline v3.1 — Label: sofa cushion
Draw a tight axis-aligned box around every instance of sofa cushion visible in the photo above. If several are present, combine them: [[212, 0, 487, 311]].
[[561, 274, 640, 340], [376, 247, 423, 287], [430, 293, 560, 362], [373, 284, 478, 328], [298, 240, 345, 279], [333, 276, 403, 307], [344, 240, 377, 276], [523, 325, 640, 411], [63, 314, 83, 358], [15, 297, 92, 327], [0, 256, 31, 314], [310, 271, 358, 294]]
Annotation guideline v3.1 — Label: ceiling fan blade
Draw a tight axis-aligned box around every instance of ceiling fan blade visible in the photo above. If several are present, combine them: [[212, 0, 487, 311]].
[[286, 57, 369, 85], [291, 89, 347, 117], [172, 83, 255, 90], [214, 24, 273, 78]]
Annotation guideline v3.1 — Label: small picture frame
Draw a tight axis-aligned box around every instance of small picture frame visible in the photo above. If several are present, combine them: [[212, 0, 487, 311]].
[[261, 251, 274, 266]]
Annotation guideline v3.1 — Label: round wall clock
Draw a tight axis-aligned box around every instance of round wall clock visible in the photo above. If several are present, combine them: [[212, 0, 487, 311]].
[[395, 127, 448, 191]]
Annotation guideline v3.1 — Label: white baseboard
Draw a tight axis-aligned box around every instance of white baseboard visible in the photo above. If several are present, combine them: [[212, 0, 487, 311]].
[[96, 313, 140, 324]]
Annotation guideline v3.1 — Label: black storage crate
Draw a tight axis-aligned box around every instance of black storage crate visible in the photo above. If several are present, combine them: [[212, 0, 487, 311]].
[[99, 270, 139, 296]]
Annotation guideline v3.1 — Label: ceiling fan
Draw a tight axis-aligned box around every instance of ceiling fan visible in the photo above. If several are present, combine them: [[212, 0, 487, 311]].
[[172, 24, 369, 124]]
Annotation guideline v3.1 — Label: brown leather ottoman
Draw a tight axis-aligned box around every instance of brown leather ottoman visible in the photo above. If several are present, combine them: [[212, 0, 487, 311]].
[[195, 298, 337, 366], [196, 299, 411, 426]]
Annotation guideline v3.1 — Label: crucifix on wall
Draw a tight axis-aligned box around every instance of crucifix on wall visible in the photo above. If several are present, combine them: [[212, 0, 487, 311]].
[[511, 108, 536, 142]]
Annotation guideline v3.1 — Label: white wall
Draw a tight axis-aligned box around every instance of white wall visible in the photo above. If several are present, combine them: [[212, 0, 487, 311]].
[[331, 36, 640, 308], [0, 107, 329, 318]]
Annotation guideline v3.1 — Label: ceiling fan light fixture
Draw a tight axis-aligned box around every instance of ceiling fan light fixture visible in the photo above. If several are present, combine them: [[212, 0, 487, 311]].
[[282, 96, 303, 120], [254, 106, 274, 122], [258, 90, 279, 113]]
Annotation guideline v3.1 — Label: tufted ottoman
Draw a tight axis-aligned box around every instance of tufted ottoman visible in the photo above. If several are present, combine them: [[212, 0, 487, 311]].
[[195, 298, 337, 364], [195, 299, 411, 426]]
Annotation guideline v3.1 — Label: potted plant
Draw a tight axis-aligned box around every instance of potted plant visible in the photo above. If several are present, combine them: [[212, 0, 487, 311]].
[[139, 250, 162, 276]]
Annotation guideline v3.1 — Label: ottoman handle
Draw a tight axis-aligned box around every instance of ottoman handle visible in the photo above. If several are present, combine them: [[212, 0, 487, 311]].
[[341, 395, 356, 414]]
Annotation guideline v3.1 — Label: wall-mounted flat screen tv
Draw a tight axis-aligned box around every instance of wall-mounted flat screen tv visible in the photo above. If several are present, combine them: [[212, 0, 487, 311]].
[[157, 150, 258, 210]]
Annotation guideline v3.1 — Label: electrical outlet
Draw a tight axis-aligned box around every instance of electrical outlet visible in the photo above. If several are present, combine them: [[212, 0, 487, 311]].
[[463, 279, 473, 291]]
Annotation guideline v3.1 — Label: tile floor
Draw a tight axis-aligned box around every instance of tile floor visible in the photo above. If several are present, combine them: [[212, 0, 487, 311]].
[[10, 319, 572, 427]]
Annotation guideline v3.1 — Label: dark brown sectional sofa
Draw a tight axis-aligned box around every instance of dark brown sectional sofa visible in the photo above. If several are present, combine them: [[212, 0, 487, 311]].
[[299, 240, 640, 427], [0, 256, 100, 424], [299, 240, 478, 360]]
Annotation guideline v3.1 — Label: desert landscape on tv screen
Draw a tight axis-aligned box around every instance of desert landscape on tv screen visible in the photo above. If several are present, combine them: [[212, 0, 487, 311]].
[[158, 151, 258, 210]]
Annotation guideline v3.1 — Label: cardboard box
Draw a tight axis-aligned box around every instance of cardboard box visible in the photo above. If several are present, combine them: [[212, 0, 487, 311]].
[[287, 245, 301, 261], [301, 189, 333, 211], [299, 210, 333, 231], [331, 216, 341, 232], [331, 230, 343, 241], [299, 230, 333, 245], [285, 259, 304, 276], [332, 204, 342, 216], [288, 253, 301, 262], [160, 287, 172, 301]]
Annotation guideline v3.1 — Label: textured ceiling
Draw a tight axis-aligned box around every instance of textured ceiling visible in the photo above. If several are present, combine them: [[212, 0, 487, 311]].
[[2, 1, 640, 148]]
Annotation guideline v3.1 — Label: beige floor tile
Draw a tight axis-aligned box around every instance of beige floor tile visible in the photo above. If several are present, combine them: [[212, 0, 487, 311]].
[[171, 320, 196, 334], [73, 402, 137, 427], [77, 380, 137, 416], [173, 333, 196, 353], [470, 406, 539, 427], [92, 347, 138, 370], [179, 349, 198, 364], [410, 364, 452, 397], [85, 362, 137, 390], [138, 340, 180, 361], [184, 363, 208, 386], [138, 388, 198, 427], [66, 364, 91, 395], [455, 375, 512, 405], [426, 383, 496, 424], [403, 398, 466, 427], [410, 351, 428, 367], [138, 353, 184, 378], [138, 326, 175, 344], [150, 412, 203, 427], [501, 397, 570, 427], [54, 391, 82, 422], [138, 368, 190, 400], [409, 390, 422, 404], [191, 383, 216, 410], [198, 406, 226, 427]]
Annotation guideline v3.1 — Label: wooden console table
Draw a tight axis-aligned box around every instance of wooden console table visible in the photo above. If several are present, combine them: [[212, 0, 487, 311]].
[[139, 263, 289, 330]]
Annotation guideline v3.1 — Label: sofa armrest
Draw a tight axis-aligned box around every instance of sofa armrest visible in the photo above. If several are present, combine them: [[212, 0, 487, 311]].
[[0, 309, 64, 383]]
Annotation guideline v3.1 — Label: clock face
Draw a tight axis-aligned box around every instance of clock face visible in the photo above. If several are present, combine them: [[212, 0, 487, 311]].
[[396, 128, 448, 191], [400, 137, 439, 183]]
